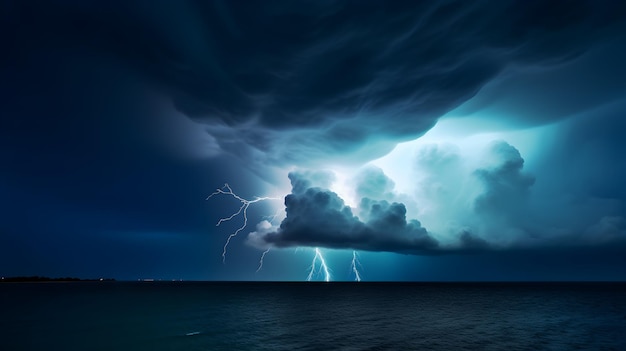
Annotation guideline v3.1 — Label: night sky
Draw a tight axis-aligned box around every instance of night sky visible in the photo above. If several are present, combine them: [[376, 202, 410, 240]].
[[2, 0, 625, 281]]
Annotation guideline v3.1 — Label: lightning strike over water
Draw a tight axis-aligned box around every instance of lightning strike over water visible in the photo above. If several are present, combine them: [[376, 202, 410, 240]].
[[206, 183, 279, 263], [307, 248, 331, 282], [351, 251, 362, 282], [208, 184, 364, 281]]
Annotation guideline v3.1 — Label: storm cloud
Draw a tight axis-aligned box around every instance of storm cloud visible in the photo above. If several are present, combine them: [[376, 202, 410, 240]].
[[251, 137, 626, 255], [4, 1, 625, 166], [2, 0, 626, 280], [248, 172, 438, 254], [182, 0, 625, 164], [247, 162, 527, 254]]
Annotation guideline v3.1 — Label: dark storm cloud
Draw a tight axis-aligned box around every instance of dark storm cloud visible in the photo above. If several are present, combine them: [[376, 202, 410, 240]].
[[4, 0, 624, 165], [248, 168, 519, 254], [452, 33, 626, 127], [174, 0, 626, 163], [458, 231, 491, 251], [248, 172, 438, 254]]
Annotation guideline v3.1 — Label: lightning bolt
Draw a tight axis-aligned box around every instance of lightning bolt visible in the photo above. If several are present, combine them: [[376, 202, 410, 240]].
[[351, 251, 362, 282], [206, 183, 279, 263], [307, 248, 331, 282], [256, 248, 270, 273], [255, 206, 284, 273]]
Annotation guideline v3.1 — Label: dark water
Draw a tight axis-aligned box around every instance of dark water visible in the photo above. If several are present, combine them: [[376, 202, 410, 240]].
[[1, 282, 625, 350]]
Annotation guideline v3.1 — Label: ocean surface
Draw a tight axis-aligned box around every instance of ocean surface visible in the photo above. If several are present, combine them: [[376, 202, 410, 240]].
[[1, 282, 625, 350]]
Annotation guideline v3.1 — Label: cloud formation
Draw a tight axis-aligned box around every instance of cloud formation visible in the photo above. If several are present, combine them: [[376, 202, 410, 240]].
[[5, 1, 623, 166], [248, 172, 438, 254], [411, 134, 626, 249], [250, 135, 626, 255], [247, 156, 534, 255], [473, 141, 535, 218], [190, 0, 626, 164]]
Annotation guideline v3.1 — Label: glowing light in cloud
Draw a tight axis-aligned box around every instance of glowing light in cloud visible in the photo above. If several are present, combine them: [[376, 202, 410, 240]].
[[365, 115, 557, 233], [370, 116, 555, 185], [328, 167, 360, 208]]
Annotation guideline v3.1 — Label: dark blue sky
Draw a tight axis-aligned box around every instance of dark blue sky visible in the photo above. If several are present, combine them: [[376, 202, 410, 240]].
[[1, 0, 625, 281]]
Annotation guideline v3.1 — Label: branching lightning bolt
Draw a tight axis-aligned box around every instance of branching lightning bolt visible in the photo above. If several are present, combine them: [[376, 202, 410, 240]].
[[351, 251, 362, 282], [307, 248, 331, 282], [206, 183, 279, 263]]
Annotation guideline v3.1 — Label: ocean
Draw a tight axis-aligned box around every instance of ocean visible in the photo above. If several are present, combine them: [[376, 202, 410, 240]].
[[1, 282, 625, 350]]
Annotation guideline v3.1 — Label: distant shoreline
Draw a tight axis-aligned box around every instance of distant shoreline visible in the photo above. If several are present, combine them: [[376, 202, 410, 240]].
[[0, 276, 116, 283]]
